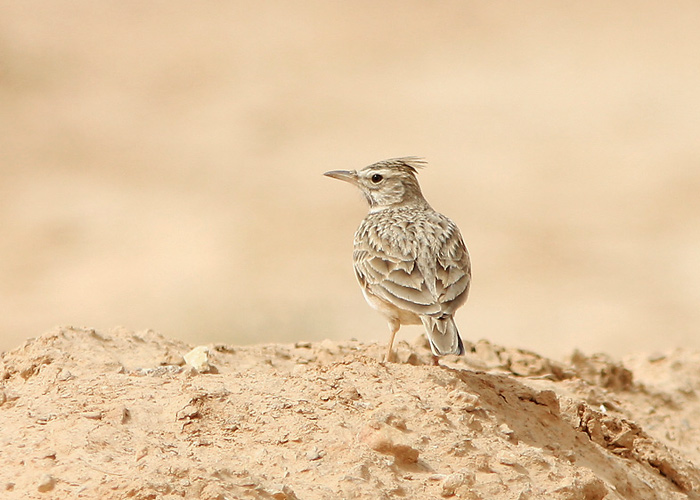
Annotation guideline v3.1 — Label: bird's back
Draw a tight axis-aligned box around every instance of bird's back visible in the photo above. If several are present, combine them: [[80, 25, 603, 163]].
[[353, 205, 471, 319]]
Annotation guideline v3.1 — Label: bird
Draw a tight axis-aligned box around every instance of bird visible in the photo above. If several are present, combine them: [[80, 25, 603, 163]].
[[324, 157, 471, 363]]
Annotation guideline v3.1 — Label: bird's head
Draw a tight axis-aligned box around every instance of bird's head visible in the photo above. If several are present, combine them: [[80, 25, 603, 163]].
[[324, 157, 429, 210]]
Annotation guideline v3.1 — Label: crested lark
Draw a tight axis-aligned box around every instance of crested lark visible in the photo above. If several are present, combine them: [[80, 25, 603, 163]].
[[324, 157, 471, 362]]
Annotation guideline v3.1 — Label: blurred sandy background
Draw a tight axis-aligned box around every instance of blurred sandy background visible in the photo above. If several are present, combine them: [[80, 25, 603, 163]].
[[1, 1, 698, 357]]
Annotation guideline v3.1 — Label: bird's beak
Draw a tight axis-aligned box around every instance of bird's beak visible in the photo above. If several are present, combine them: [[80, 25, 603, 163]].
[[323, 169, 358, 185]]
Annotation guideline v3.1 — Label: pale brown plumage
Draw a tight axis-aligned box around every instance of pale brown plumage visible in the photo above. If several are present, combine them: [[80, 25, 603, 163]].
[[324, 157, 471, 362]]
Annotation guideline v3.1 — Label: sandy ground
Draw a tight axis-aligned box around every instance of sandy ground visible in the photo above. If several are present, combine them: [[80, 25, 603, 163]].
[[1, 2, 700, 358], [1, 326, 698, 499]]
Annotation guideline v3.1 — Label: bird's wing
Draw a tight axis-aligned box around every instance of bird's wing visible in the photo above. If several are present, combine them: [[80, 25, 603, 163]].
[[354, 246, 442, 316], [433, 220, 471, 313], [353, 212, 470, 317]]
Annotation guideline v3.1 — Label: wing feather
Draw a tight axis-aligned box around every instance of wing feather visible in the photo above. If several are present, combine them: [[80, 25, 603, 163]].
[[353, 208, 470, 318]]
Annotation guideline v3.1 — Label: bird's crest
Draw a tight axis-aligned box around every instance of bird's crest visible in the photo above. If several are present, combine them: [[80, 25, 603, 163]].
[[367, 157, 427, 174]]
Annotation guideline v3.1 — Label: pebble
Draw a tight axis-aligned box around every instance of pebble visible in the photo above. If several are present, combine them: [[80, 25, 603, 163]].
[[498, 423, 516, 441], [441, 471, 474, 497], [306, 447, 324, 461], [37, 474, 55, 493], [183, 346, 212, 373], [449, 390, 481, 411], [120, 407, 131, 424], [497, 450, 519, 465]]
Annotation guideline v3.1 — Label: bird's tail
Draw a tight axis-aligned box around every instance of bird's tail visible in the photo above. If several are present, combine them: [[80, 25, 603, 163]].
[[420, 315, 464, 356]]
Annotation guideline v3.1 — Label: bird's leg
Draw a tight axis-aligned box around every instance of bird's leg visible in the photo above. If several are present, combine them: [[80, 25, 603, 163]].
[[385, 319, 400, 363]]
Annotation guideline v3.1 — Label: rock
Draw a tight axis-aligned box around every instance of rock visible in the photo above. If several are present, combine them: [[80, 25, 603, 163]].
[[37, 474, 55, 493], [448, 390, 481, 411], [441, 470, 475, 497], [306, 447, 324, 461], [183, 346, 212, 373]]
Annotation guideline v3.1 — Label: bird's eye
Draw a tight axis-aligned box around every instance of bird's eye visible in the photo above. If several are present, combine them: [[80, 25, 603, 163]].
[[371, 173, 383, 183]]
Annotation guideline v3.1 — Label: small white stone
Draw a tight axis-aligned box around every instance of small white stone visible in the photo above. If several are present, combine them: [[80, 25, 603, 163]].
[[498, 423, 515, 437], [497, 450, 519, 465], [37, 474, 55, 492], [183, 346, 212, 373], [306, 447, 324, 461], [441, 470, 474, 497]]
